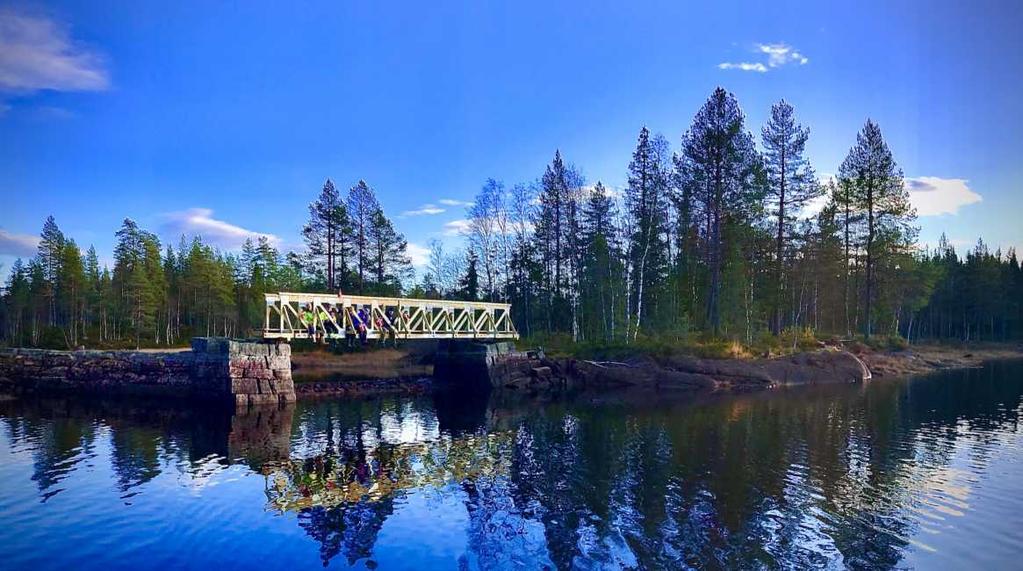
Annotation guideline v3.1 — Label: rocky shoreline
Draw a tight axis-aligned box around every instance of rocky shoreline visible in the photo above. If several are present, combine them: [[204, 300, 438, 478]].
[[0, 339, 296, 406], [2, 341, 1020, 403], [486, 348, 872, 395], [856, 344, 1023, 377], [441, 343, 1023, 397]]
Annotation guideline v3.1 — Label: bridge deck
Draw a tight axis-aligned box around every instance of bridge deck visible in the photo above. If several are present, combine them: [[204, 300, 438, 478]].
[[263, 292, 518, 341]]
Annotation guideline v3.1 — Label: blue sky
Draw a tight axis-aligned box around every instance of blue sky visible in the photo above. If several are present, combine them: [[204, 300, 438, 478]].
[[2, 0, 1021, 275]]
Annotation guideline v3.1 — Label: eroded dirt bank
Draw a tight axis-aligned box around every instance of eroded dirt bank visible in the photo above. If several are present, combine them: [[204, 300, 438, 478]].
[[291, 346, 434, 398], [292, 347, 432, 380]]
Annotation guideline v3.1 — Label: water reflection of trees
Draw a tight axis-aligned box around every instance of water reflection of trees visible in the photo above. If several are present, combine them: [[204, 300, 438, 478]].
[[0, 399, 101, 501], [466, 362, 1022, 570], [0, 397, 290, 499], [1, 360, 1021, 569], [279, 365, 1023, 570]]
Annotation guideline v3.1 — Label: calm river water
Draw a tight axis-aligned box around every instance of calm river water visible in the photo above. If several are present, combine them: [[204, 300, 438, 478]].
[[2, 360, 1022, 570]]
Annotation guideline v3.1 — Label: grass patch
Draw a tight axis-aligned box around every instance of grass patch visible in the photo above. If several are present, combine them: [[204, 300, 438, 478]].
[[862, 334, 909, 352], [514, 326, 849, 361]]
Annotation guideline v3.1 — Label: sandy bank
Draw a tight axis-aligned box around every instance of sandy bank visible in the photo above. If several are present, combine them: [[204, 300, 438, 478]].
[[291, 348, 431, 381]]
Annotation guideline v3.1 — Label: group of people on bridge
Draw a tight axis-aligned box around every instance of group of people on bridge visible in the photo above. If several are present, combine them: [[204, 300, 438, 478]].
[[297, 289, 405, 348]]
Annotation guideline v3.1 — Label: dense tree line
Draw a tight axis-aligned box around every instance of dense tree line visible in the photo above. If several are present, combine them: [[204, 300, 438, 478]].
[[436, 88, 1022, 344], [1, 181, 410, 348], [2, 88, 1021, 348]]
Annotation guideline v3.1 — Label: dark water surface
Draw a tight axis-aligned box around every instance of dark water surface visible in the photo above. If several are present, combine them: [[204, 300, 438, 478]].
[[2, 361, 1023, 570]]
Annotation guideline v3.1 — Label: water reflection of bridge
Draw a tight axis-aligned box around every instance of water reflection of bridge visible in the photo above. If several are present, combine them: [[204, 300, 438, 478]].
[[3, 362, 1023, 569], [263, 433, 512, 512]]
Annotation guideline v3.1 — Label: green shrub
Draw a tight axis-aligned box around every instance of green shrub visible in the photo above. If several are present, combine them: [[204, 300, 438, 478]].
[[887, 335, 909, 351]]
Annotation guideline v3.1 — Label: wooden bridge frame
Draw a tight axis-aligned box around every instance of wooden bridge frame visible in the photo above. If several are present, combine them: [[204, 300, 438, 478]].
[[263, 292, 519, 341]]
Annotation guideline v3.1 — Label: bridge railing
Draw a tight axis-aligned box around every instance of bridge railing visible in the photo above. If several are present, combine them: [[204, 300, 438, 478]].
[[263, 292, 519, 340]]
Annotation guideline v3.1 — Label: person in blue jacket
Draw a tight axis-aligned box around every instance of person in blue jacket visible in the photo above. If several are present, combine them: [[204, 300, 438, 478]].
[[355, 307, 369, 346]]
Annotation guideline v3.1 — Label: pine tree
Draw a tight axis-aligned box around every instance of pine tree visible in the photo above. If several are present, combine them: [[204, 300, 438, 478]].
[[2, 259, 30, 344], [112, 219, 164, 348], [458, 251, 480, 302], [347, 180, 380, 293], [367, 207, 412, 295], [303, 179, 351, 291], [581, 182, 624, 341], [26, 260, 47, 345], [534, 151, 570, 332], [84, 245, 101, 340], [37, 215, 65, 325], [802, 201, 845, 332], [670, 150, 701, 332], [677, 88, 764, 334], [240, 238, 257, 283], [826, 178, 863, 335], [625, 127, 670, 338], [56, 239, 86, 347], [113, 219, 146, 345], [142, 235, 166, 344], [838, 120, 916, 337], [761, 99, 820, 334], [564, 167, 585, 341]]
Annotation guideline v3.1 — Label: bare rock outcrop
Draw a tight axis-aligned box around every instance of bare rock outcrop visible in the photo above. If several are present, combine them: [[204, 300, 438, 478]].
[[553, 349, 871, 393]]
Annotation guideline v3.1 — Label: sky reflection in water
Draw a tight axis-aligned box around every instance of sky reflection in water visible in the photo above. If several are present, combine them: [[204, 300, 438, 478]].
[[1, 360, 1022, 570]]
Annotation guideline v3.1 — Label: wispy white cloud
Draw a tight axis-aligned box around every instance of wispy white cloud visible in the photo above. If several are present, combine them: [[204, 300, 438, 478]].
[[0, 8, 109, 94], [719, 42, 807, 73], [438, 198, 472, 207], [160, 208, 280, 250], [580, 183, 624, 200], [919, 236, 973, 252], [718, 62, 768, 73], [442, 219, 471, 237], [800, 175, 981, 219], [405, 242, 430, 268], [795, 173, 834, 219], [401, 204, 446, 217], [907, 177, 982, 216], [0, 228, 40, 257], [800, 194, 830, 219], [757, 43, 809, 67]]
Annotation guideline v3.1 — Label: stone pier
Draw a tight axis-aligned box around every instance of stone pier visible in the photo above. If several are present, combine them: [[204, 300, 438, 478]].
[[191, 338, 295, 406], [433, 340, 560, 391], [0, 337, 295, 406]]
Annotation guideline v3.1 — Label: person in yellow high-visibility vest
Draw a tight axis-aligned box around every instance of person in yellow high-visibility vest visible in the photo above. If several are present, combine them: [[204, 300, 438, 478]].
[[317, 306, 330, 344], [300, 305, 315, 338]]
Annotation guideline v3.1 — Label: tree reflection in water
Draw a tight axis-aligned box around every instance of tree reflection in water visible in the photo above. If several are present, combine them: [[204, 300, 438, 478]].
[[0, 359, 1021, 569]]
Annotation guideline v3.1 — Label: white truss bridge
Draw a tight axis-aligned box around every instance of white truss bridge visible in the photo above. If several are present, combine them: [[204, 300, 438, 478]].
[[263, 292, 519, 341]]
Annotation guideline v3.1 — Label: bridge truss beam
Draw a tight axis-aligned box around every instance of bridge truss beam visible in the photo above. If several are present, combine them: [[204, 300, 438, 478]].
[[263, 292, 519, 341]]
